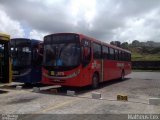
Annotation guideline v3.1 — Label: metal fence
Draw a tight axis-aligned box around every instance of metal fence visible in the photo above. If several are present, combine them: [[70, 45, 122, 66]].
[[132, 61, 160, 70]]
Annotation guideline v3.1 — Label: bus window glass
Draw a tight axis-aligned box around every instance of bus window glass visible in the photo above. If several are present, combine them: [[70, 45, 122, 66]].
[[109, 48, 115, 60], [119, 51, 122, 61], [126, 52, 129, 61], [129, 53, 131, 61], [81, 39, 91, 66], [11, 40, 31, 67], [43, 43, 81, 67], [102, 46, 109, 59], [122, 51, 125, 61], [115, 49, 118, 60], [93, 43, 101, 59]]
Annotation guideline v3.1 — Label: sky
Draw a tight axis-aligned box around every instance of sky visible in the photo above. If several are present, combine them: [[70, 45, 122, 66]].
[[0, 0, 160, 43]]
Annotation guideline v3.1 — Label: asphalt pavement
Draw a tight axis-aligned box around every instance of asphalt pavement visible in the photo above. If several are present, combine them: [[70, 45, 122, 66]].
[[0, 72, 160, 120]]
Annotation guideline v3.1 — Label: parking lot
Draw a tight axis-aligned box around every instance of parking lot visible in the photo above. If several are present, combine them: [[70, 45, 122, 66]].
[[0, 72, 160, 117]]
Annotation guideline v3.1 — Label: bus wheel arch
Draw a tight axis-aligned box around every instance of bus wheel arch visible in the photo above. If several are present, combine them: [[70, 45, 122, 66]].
[[91, 71, 100, 89]]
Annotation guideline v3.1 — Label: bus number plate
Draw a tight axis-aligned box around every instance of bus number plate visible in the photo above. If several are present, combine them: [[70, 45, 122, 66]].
[[50, 71, 55, 76]]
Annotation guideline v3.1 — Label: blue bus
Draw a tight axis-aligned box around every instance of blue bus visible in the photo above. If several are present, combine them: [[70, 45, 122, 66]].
[[10, 38, 43, 85]]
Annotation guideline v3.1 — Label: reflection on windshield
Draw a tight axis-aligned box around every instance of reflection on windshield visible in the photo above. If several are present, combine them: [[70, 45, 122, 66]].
[[43, 43, 80, 67], [11, 46, 31, 66]]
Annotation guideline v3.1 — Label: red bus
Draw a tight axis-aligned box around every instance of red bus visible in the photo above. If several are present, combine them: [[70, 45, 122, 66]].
[[42, 33, 131, 88]]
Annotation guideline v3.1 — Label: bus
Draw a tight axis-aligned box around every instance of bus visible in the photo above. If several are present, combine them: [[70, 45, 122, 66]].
[[10, 38, 43, 85], [0, 33, 12, 83], [42, 33, 131, 88]]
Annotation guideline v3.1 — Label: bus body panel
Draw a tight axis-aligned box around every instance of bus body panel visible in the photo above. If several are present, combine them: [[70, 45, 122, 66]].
[[103, 60, 131, 81], [42, 66, 83, 87], [13, 73, 31, 83], [42, 62, 131, 87], [13, 66, 42, 84]]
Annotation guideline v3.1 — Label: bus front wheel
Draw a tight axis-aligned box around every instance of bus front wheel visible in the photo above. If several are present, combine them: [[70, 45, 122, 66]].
[[92, 73, 99, 89]]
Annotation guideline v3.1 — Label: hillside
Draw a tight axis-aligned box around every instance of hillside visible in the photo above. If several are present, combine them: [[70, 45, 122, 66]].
[[110, 40, 160, 61], [131, 51, 160, 61]]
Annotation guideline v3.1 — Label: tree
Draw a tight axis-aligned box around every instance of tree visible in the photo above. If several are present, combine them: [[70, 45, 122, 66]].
[[121, 42, 129, 49], [110, 41, 115, 45], [132, 40, 140, 47]]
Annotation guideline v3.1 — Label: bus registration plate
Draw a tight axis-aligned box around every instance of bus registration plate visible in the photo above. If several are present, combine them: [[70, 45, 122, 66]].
[[50, 71, 55, 76]]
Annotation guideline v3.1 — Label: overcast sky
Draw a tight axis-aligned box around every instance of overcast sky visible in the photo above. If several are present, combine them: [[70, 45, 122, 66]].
[[0, 0, 160, 43]]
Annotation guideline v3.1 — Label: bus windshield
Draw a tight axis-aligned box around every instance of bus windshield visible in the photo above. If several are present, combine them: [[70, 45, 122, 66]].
[[11, 39, 31, 67], [43, 34, 81, 69]]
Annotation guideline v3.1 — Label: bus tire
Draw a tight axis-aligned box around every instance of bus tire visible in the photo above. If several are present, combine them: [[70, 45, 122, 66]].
[[92, 73, 99, 89], [120, 70, 125, 80]]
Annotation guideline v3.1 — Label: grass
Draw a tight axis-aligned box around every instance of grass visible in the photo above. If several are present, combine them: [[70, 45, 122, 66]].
[[131, 52, 160, 61]]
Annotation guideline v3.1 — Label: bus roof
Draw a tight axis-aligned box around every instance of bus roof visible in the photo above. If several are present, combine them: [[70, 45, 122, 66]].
[[11, 38, 43, 47], [46, 33, 131, 54], [11, 38, 42, 42], [0, 33, 10, 41]]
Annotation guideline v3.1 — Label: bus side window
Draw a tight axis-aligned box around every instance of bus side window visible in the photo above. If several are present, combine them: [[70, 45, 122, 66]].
[[119, 51, 122, 61], [81, 39, 91, 67], [126, 53, 131, 61], [123, 52, 126, 61], [93, 43, 101, 59], [109, 48, 115, 60], [102, 46, 109, 59], [125, 52, 128, 61], [129, 53, 131, 61], [115, 49, 118, 60], [117, 50, 121, 61]]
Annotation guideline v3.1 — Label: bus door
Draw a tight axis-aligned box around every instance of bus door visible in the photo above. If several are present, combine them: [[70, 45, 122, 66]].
[[92, 43, 103, 82], [81, 39, 92, 84], [102, 46, 110, 81], [0, 40, 10, 83]]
